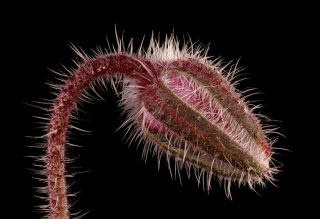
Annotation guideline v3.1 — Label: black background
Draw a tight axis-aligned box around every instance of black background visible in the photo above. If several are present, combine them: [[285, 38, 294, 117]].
[[6, 2, 316, 218]]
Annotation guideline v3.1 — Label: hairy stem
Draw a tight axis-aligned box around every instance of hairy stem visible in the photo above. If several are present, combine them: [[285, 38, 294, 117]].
[[46, 54, 145, 218]]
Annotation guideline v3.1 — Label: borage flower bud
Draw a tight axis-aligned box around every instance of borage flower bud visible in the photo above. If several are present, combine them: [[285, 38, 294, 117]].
[[38, 34, 278, 219], [139, 59, 273, 195]]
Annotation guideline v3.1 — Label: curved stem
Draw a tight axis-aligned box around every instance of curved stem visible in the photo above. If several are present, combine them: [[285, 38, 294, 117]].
[[46, 53, 147, 218]]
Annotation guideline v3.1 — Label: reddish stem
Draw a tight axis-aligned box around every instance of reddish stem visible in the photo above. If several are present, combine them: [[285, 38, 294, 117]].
[[46, 54, 147, 218]]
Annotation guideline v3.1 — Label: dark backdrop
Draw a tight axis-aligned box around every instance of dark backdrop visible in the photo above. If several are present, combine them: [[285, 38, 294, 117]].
[[5, 2, 316, 218]]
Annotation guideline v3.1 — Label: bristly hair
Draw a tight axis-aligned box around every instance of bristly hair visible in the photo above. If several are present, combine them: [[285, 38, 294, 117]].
[[28, 30, 281, 218]]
